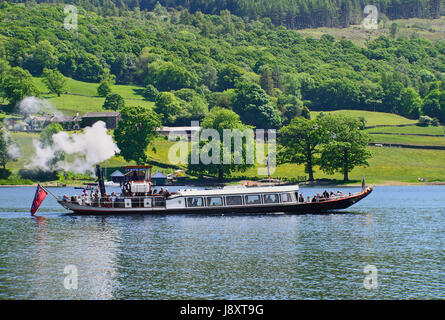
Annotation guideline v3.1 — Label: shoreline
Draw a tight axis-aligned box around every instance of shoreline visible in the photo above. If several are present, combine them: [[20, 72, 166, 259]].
[[2, 181, 445, 188]]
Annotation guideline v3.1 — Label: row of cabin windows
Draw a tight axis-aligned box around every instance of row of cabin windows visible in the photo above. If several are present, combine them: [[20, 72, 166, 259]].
[[186, 193, 294, 208]]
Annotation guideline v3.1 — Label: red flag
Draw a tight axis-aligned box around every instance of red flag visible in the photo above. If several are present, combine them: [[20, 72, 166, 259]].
[[31, 184, 48, 216]]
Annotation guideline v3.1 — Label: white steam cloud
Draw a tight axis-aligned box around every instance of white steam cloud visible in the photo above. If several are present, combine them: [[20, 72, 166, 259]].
[[28, 121, 120, 173], [17, 96, 62, 117], [2, 130, 22, 161]]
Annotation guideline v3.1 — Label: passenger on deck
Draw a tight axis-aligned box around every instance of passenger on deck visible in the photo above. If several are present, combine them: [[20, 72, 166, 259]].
[[311, 196, 317, 203], [164, 188, 170, 197], [323, 190, 329, 198], [63, 194, 70, 202], [306, 196, 311, 203], [153, 189, 158, 195], [82, 189, 88, 197], [299, 194, 304, 203]]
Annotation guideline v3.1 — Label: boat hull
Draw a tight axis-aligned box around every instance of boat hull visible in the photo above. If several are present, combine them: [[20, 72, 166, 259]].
[[59, 187, 373, 215]]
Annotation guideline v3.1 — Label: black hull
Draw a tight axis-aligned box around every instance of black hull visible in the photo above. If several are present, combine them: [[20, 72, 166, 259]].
[[66, 187, 374, 216]]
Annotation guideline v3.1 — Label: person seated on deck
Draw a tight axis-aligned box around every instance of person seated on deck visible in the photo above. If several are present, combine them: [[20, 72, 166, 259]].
[[82, 189, 88, 197], [323, 190, 329, 198], [306, 196, 311, 203], [265, 195, 273, 203], [311, 196, 317, 203], [159, 187, 164, 195], [153, 189, 158, 195], [330, 191, 335, 198], [164, 188, 171, 197], [63, 194, 70, 202], [299, 194, 304, 203], [337, 191, 343, 196], [110, 192, 117, 202]]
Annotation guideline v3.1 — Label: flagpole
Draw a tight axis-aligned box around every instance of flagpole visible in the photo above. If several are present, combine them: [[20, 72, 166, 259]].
[[40, 185, 60, 200]]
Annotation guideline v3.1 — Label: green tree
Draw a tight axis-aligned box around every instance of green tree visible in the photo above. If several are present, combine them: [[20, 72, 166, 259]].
[[114, 105, 161, 164], [260, 67, 274, 95], [390, 23, 399, 38], [154, 62, 197, 91], [142, 84, 159, 101], [399, 87, 421, 119], [188, 107, 255, 180], [103, 93, 125, 111], [28, 40, 58, 75], [42, 68, 67, 97], [154, 92, 183, 124], [232, 82, 281, 129], [217, 64, 245, 91], [0, 66, 39, 108], [97, 80, 112, 97], [319, 114, 372, 182], [422, 89, 445, 122], [278, 117, 325, 181]]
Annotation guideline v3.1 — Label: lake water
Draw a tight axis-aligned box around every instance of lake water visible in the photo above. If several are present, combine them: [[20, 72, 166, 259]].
[[0, 185, 443, 300]]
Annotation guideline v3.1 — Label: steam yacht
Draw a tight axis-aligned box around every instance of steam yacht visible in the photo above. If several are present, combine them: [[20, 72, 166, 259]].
[[57, 165, 373, 215]]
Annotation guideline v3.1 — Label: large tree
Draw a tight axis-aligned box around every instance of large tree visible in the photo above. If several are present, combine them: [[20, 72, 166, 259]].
[[103, 93, 125, 111], [0, 66, 39, 109], [154, 92, 182, 124], [318, 114, 372, 182], [42, 68, 67, 97], [278, 116, 326, 181], [188, 107, 255, 180], [232, 82, 281, 129], [114, 105, 161, 164]]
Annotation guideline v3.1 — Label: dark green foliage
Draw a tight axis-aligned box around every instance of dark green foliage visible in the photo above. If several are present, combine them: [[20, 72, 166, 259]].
[[187, 107, 255, 180], [0, 2, 444, 123], [42, 68, 67, 97], [103, 93, 125, 111], [97, 81, 112, 97], [142, 84, 160, 101], [0, 66, 39, 108], [114, 105, 162, 164], [232, 82, 281, 129], [318, 114, 372, 182]]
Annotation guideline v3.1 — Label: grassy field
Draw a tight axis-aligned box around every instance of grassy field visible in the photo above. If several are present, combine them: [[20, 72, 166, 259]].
[[370, 134, 445, 146], [298, 17, 445, 46], [365, 125, 445, 135], [310, 110, 418, 126], [234, 146, 445, 184], [33, 76, 155, 116]]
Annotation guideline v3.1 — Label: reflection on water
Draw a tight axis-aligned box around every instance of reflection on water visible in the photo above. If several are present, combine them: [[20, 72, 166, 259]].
[[0, 186, 444, 299]]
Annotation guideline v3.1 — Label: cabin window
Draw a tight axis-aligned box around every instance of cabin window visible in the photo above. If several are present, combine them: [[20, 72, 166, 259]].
[[226, 195, 243, 206], [263, 194, 280, 204], [281, 193, 293, 203], [153, 197, 166, 207], [245, 195, 261, 205], [187, 197, 204, 207], [207, 197, 223, 206]]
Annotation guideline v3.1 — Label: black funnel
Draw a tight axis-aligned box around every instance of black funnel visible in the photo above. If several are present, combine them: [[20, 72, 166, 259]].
[[96, 165, 106, 197]]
